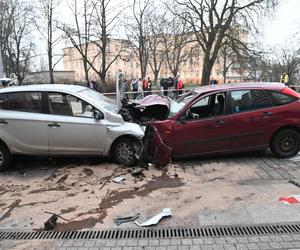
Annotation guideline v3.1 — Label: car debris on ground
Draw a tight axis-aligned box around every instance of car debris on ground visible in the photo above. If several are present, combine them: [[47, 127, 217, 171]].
[[43, 211, 69, 230], [112, 176, 126, 183], [278, 195, 300, 204], [135, 208, 172, 227], [113, 213, 140, 226], [289, 180, 300, 188]]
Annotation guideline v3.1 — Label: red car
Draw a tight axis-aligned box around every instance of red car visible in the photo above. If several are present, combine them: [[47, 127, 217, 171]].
[[144, 82, 300, 166]]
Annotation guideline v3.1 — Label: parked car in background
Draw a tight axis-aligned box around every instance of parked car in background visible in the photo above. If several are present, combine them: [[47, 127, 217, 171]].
[[0, 84, 144, 171], [0, 78, 18, 88], [144, 82, 300, 166]]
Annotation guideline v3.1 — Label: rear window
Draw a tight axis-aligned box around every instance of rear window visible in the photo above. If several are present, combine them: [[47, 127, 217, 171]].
[[0, 92, 43, 113], [270, 91, 297, 106]]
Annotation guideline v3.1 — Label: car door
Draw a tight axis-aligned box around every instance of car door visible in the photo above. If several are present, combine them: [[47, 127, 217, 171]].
[[46, 92, 108, 155], [228, 89, 279, 151], [172, 91, 232, 157], [0, 91, 48, 154]]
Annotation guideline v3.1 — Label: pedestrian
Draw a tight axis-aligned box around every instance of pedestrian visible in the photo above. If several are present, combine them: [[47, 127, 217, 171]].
[[131, 78, 138, 99], [137, 78, 143, 99], [160, 78, 168, 96], [146, 77, 152, 95], [176, 77, 184, 97], [166, 77, 174, 97], [142, 78, 148, 96]]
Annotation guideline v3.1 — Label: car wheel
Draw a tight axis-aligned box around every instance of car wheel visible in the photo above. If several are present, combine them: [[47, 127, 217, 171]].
[[270, 129, 300, 158], [0, 143, 12, 172], [113, 138, 138, 166]]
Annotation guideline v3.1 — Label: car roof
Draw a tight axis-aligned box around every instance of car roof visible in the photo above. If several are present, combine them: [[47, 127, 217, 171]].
[[193, 82, 286, 94], [0, 84, 87, 94]]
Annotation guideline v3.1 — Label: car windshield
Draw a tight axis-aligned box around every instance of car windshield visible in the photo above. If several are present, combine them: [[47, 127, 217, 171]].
[[78, 88, 117, 113], [168, 91, 198, 117]]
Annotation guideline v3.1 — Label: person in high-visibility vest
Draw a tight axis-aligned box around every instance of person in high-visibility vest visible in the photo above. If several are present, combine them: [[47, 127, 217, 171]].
[[280, 73, 289, 85]]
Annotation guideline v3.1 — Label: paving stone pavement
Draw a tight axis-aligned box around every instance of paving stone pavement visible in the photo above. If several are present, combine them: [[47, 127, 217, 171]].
[[1, 234, 300, 249], [178, 153, 300, 181]]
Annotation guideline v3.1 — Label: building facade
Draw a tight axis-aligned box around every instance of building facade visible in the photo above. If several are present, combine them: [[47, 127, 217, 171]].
[[63, 34, 249, 85]]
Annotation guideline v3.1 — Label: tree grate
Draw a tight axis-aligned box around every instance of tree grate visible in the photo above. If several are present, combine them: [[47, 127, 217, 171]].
[[1, 222, 300, 241]]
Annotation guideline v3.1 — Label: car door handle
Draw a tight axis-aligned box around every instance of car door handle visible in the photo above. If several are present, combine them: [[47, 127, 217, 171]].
[[261, 112, 272, 117], [0, 119, 8, 124], [213, 120, 225, 126], [48, 122, 61, 128]]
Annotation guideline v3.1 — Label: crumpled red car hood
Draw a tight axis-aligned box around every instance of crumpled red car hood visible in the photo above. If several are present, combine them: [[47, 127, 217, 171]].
[[137, 95, 170, 109]]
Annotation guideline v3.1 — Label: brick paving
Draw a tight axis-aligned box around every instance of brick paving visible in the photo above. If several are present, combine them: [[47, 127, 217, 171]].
[[1, 234, 300, 249], [179, 153, 300, 181]]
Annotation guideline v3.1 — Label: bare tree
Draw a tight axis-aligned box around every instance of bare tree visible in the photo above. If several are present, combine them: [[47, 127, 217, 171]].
[[173, 0, 278, 85], [61, 0, 125, 86], [162, 14, 193, 78], [147, 10, 167, 84], [6, 1, 34, 84], [60, 0, 96, 83], [274, 47, 300, 83], [0, 0, 14, 77], [126, 0, 151, 79], [37, 0, 62, 84]]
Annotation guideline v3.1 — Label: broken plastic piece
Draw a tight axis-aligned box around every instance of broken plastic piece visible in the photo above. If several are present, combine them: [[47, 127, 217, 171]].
[[112, 176, 126, 183], [135, 208, 172, 227], [114, 213, 140, 226], [279, 195, 300, 204]]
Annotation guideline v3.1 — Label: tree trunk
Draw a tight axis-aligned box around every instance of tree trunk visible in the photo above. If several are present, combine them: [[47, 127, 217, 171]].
[[201, 56, 213, 86], [49, 48, 54, 84], [83, 59, 89, 83]]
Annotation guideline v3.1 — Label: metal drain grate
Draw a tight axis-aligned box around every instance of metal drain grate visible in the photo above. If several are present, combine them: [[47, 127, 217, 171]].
[[1, 223, 300, 241]]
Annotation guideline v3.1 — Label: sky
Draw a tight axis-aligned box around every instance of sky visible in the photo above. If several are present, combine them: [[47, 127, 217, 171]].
[[260, 0, 300, 47]]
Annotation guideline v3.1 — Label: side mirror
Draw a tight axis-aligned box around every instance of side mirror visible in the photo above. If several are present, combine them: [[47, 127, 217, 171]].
[[94, 109, 104, 120]]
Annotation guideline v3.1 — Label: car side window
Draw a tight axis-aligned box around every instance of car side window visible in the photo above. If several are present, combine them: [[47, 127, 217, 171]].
[[48, 92, 73, 116], [0, 92, 42, 113], [186, 92, 226, 120], [0, 93, 8, 109], [48, 92, 97, 118], [230, 90, 271, 113], [270, 91, 297, 106], [66, 94, 94, 118]]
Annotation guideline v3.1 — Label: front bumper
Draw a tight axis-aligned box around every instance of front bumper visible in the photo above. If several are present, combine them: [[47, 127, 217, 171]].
[[143, 125, 172, 167]]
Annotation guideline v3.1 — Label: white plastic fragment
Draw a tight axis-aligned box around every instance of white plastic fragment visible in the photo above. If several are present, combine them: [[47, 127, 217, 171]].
[[112, 176, 126, 183], [135, 208, 172, 227]]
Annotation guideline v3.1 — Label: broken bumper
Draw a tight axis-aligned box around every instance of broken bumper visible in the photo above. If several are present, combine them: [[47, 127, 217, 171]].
[[143, 125, 172, 167]]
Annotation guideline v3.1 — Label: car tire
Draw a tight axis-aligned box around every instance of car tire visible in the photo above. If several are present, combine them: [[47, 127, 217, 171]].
[[0, 143, 12, 172], [113, 138, 138, 166], [270, 129, 300, 158]]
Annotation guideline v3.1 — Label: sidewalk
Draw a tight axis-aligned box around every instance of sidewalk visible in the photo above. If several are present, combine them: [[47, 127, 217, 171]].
[[1, 234, 300, 249]]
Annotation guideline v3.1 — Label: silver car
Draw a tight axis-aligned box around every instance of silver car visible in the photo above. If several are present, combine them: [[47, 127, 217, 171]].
[[0, 84, 144, 171]]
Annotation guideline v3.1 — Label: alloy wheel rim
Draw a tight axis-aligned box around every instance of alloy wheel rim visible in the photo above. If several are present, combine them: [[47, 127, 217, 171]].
[[116, 142, 134, 164], [279, 134, 296, 153]]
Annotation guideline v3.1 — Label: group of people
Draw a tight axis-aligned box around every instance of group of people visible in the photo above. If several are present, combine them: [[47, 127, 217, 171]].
[[130, 77, 153, 98], [160, 76, 184, 97], [129, 76, 184, 99]]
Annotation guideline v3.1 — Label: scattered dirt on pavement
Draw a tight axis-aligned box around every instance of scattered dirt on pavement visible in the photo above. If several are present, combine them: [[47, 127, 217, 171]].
[[56, 174, 69, 184], [0, 199, 21, 222], [83, 168, 94, 176], [55, 216, 105, 231], [1, 155, 300, 230], [60, 207, 78, 215], [28, 186, 71, 194]]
